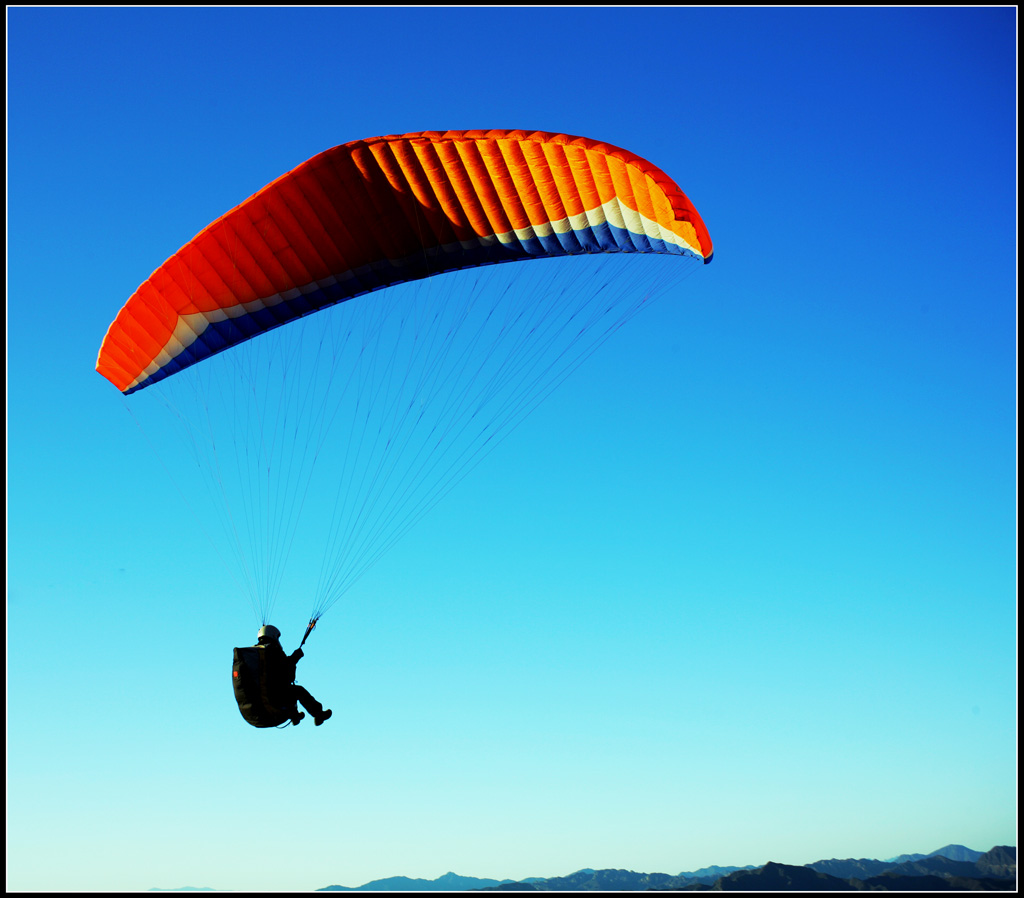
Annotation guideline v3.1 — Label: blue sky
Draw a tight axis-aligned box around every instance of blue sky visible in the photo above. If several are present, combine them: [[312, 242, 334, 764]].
[[7, 6, 1016, 892]]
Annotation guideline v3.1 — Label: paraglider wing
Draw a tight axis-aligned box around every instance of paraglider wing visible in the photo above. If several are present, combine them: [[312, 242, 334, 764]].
[[95, 130, 712, 395]]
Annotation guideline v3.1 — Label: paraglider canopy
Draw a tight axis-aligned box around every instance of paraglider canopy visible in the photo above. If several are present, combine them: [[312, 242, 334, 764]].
[[96, 130, 712, 396]]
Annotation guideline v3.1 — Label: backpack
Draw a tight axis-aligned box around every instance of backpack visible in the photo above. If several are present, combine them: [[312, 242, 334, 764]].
[[232, 646, 296, 728]]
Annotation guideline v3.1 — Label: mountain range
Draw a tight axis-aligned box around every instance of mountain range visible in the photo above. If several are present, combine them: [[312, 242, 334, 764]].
[[315, 844, 1016, 891]]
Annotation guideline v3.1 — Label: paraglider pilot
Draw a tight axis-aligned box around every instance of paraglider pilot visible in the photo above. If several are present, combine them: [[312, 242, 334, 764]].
[[256, 625, 332, 726], [232, 625, 332, 728]]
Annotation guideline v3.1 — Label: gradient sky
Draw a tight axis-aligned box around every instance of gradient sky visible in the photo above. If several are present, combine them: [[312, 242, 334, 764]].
[[6, 6, 1017, 893]]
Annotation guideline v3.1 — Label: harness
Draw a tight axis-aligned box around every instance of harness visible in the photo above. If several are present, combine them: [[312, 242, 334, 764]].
[[231, 645, 295, 728]]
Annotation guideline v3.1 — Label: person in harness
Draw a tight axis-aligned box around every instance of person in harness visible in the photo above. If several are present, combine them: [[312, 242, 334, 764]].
[[232, 625, 332, 728]]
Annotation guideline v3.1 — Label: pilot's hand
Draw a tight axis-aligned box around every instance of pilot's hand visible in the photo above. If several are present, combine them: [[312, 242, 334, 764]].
[[293, 648, 304, 661]]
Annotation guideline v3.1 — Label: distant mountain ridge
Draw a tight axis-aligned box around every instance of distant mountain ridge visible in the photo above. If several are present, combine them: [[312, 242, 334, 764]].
[[312, 844, 1015, 892], [978, 845, 1017, 878], [675, 864, 757, 885], [881, 843, 984, 865], [693, 861, 859, 892], [682, 860, 1014, 892], [319, 872, 519, 891], [807, 842, 986, 880], [695, 849, 1016, 893]]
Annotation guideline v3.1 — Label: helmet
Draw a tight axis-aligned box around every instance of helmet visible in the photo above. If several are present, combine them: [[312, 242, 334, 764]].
[[257, 624, 281, 643]]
